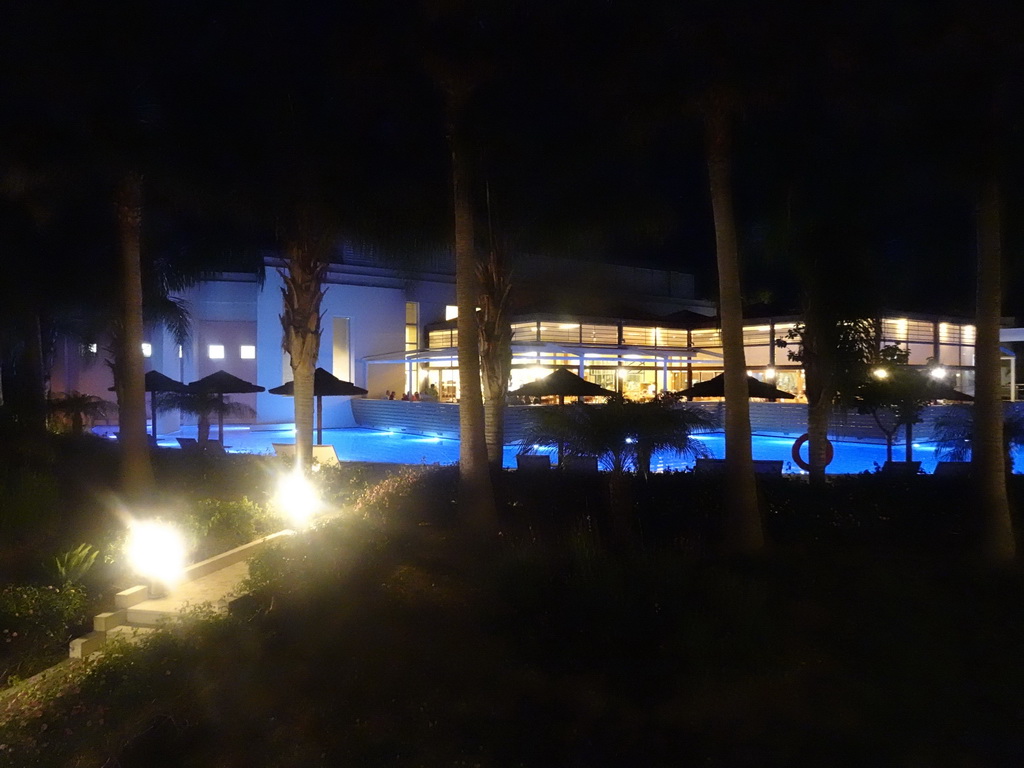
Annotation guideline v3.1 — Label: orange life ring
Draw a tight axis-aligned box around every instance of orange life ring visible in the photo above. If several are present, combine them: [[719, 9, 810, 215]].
[[791, 433, 834, 472]]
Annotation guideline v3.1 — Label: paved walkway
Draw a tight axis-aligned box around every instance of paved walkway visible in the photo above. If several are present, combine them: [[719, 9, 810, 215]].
[[126, 560, 250, 626]]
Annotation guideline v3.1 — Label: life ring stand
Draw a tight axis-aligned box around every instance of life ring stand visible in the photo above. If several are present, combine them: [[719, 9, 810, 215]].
[[791, 433, 834, 472]]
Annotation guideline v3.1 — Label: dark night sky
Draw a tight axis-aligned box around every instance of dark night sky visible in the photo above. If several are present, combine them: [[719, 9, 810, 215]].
[[0, 0, 1022, 319]]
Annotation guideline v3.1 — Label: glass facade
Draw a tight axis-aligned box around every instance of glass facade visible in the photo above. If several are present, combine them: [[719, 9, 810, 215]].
[[415, 315, 982, 403]]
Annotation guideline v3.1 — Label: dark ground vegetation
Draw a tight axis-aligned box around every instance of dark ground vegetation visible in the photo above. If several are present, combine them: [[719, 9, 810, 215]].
[[2, 435, 1024, 766]]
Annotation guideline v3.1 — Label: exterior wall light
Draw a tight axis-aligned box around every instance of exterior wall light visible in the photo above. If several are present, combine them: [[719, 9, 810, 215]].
[[765, 367, 776, 380]]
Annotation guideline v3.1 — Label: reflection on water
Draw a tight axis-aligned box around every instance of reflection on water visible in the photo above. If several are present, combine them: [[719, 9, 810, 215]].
[[88, 424, 979, 475]]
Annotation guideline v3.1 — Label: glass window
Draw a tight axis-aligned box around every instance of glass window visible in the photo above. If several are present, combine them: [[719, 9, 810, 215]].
[[405, 301, 419, 325], [743, 325, 772, 345], [511, 322, 538, 342], [691, 329, 722, 348], [240, 345, 256, 360], [622, 326, 656, 346], [208, 344, 225, 360], [428, 329, 454, 349], [445, 305, 458, 321], [656, 328, 688, 347], [580, 324, 618, 345], [539, 322, 580, 343], [405, 325, 419, 351]]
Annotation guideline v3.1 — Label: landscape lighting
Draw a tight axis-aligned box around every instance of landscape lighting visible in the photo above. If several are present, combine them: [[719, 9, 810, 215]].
[[764, 367, 776, 380], [126, 520, 187, 592], [930, 367, 948, 379], [274, 469, 321, 529], [872, 368, 889, 380]]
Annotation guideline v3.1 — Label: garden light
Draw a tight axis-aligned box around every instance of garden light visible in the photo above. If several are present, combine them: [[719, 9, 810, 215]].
[[126, 520, 187, 591], [930, 366, 948, 379], [274, 469, 321, 529], [872, 367, 889, 380], [765, 367, 776, 380]]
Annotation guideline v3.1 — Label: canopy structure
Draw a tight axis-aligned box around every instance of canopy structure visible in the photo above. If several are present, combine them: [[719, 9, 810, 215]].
[[188, 370, 265, 442], [676, 373, 796, 401], [109, 370, 188, 439], [509, 367, 617, 405], [269, 367, 367, 445]]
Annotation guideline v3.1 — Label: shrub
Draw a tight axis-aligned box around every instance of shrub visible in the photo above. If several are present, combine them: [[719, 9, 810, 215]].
[[353, 465, 457, 525], [183, 497, 279, 562], [0, 583, 88, 684], [47, 544, 99, 586]]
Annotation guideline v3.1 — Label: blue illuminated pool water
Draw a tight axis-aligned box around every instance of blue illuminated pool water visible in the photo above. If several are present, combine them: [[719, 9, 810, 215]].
[[95, 424, 966, 474]]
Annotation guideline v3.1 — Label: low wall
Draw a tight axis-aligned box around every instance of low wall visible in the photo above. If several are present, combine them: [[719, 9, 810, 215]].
[[353, 398, 1022, 445]]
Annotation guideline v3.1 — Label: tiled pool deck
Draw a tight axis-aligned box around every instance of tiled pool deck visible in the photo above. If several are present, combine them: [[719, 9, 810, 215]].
[[93, 423, 957, 475]]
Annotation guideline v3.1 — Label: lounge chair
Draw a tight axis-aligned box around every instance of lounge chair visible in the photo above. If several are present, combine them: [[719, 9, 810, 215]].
[[272, 443, 295, 460], [561, 455, 599, 473], [516, 454, 551, 472], [176, 437, 200, 453], [694, 458, 783, 476], [311, 444, 340, 467], [933, 461, 971, 477], [881, 460, 921, 475]]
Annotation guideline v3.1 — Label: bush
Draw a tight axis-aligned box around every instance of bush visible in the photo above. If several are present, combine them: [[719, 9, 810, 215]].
[[182, 497, 279, 562], [0, 583, 88, 684], [353, 465, 458, 525]]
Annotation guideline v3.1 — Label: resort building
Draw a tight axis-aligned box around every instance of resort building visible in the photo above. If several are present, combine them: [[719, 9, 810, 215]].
[[49, 246, 1014, 433]]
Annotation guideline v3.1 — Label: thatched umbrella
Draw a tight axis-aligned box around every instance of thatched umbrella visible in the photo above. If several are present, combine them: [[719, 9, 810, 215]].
[[676, 372, 796, 400], [188, 370, 265, 442], [268, 367, 367, 445], [509, 368, 616, 464], [110, 370, 188, 439], [509, 367, 617, 405]]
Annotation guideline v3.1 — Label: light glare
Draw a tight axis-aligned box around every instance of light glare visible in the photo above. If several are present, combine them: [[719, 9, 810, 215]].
[[127, 521, 187, 588]]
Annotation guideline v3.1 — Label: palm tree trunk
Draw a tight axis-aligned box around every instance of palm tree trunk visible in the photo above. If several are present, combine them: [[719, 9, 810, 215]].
[[705, 101, 763, 553], [280, 237, 327, 472], [116, 170, 154, 500], [974, 174, 1014, 561], [448, 94, 498, 534]]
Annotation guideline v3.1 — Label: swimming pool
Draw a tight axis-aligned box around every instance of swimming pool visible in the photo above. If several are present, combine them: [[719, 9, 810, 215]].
[[95, 424, 958, 474]]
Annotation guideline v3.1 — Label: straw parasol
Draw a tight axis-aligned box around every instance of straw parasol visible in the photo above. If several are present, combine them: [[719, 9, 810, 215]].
[[187, 370, 265, 442], [268, 367, 367, 444], [676, 372, 796, 400], [109, 370, 189, 439], [509, 368, 617, 405]]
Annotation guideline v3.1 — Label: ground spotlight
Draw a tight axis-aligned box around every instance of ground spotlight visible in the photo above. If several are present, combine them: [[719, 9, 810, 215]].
[[126, 520, 187, 593]]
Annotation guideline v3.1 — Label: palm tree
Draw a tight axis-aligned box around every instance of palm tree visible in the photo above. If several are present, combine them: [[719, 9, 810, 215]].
[[46, 392, 112, 436], [157, 391, 255, 446], [114, 170, 154, 498], [933, 405, 1024, 471], [974, 173, 1014, 560], [425, 2, 500, 535], [703, 93, 763, 552], [477, 246, 512, 469], [279, 230, 330, 471], [519, 396, 718, 475]]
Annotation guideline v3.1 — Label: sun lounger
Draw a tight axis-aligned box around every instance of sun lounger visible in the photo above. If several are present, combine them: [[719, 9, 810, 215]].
[[311, 444, 340, 467], [694, 458, 783, 476], [881, 460, 921, 475], [561, 455, 599, 473], [516, 454, 551, 472], [272, 443, 295, 460], [933, 461, 971, 477]]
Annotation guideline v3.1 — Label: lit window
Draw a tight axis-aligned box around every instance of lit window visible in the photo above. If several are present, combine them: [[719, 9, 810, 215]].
[[141, 343, 152, 358], [445, 305, 458, 321], [208, 344, 225, 360], [240, 345, 256, 360]]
